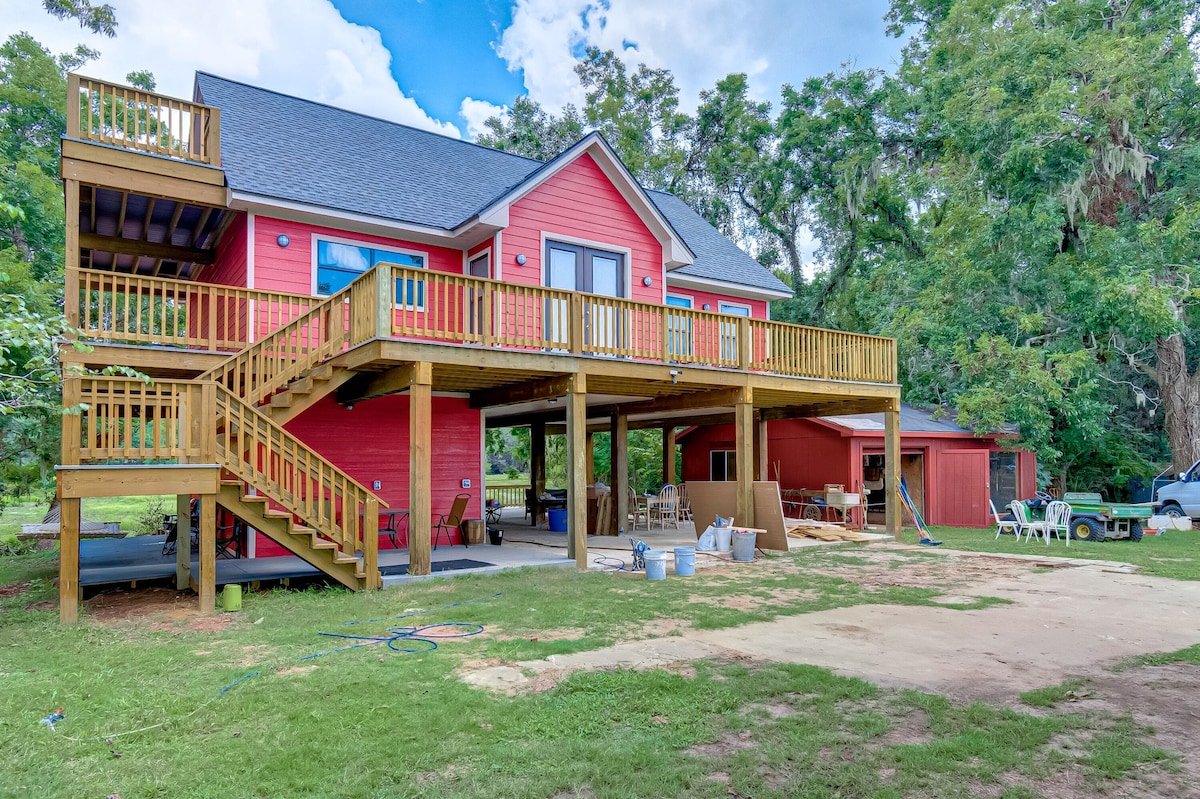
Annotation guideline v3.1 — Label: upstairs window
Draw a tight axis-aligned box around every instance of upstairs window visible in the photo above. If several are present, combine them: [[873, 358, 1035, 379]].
[[315, 239, 425, 308]]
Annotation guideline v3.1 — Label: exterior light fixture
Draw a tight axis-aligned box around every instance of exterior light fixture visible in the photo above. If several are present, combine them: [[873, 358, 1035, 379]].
[[515, 253, 527, 265], [642, 275, 653, 287], [276, 234, 290, 248], [702, 303, 711, 311]]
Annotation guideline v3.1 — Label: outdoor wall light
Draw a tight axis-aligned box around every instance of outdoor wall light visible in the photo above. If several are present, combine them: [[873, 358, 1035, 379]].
[[642, 275, 653, 287], [276, 234, 290, 248], [702, 303, 711, 311], [669, 369, 682, 384], [515, 253, 527, 265]]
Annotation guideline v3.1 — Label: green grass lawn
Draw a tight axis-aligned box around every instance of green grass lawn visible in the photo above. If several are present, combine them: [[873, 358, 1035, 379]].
[[0, 495, 173, 537], [0, 549, 1178, 798], [927, 524, 1200, 580]]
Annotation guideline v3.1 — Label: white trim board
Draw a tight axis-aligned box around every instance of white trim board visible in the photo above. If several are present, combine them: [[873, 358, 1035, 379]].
[[665, 272, 791, 302]]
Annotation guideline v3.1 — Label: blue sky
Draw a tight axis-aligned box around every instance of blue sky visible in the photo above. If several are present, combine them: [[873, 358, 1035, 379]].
[[3, 0, 903, 138]]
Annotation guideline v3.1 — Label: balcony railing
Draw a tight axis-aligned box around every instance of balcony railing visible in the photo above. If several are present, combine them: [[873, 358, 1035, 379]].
[[67, 263, 896, 385], [67, 75, 221, 166]]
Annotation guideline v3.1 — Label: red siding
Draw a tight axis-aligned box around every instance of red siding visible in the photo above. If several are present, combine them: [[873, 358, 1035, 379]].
[[252, 216, 467, 295], [208, 213, 248, 287], [665, 286, 767, 320], [254, 395, 483, 556], [681, 417, 1037, 528], [505, 154, 663, 303]]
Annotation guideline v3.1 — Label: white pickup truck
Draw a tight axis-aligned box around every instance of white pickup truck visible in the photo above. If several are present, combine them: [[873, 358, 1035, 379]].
[[1155, 460, 1200, 519]]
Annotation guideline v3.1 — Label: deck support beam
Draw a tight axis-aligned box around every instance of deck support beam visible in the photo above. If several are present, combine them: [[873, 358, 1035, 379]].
[[59, 497, 80, 623], [753, 412, 768, 480], [586, 432, 595, 485], [531, 419, 546, 525], [409, 363, 433, 576], [176, 494, 191, 589], [198, 494, 216, 613], [734, 388, 754, 527], [662, 426, 676, 487], [565, 374, 588, 568], [884, 398, 902, 540], [612, 413, 629, 535]]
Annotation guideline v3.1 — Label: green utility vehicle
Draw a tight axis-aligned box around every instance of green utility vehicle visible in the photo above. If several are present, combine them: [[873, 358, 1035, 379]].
[[1061, 492, 1154, 542]]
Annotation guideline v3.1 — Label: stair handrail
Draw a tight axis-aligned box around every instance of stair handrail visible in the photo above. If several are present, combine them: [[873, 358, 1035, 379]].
[[198, 265, 383, 407], [212, 383, 387, 554]]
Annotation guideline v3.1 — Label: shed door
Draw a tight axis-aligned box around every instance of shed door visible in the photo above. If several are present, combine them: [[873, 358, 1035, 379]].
[[938, 451, 990, 527]]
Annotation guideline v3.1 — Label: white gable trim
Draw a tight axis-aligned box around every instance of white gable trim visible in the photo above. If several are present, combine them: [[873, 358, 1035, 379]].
[[471, 132, 695, 269], [666, 272, 792, 302]]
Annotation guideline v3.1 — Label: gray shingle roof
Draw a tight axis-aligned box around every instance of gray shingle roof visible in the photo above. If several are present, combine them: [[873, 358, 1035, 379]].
[[193, 72, 789, 296], [821, 403, 1013, 435]]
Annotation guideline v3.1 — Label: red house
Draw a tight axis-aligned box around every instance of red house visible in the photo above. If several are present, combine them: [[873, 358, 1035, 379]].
[[680, 403, 1037, 528], [55, 73, 906, 621]]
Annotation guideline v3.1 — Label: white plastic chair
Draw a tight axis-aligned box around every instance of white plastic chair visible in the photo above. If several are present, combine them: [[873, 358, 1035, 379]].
[[1044, 500, 1072, 546], [1009, 500, 1048, 543], [992, 500, 1019, 539]]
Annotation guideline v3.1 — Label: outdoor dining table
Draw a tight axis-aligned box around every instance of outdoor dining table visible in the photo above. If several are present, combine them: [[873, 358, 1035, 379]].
[[373, 509, 409, 548]]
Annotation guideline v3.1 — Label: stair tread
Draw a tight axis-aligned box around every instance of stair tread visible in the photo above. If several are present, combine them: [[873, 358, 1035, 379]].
[[239, 495, 269, 504]]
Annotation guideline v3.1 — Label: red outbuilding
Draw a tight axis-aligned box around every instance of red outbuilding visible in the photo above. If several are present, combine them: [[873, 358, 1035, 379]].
[[680, 403, 1037, 528]]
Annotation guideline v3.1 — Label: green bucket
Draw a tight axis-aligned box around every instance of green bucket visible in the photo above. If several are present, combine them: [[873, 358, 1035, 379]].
[[221, 584, 242, 612]]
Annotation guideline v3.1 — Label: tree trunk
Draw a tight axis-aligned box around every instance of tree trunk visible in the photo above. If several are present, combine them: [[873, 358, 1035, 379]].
[[1156, 333, 1200, 471]]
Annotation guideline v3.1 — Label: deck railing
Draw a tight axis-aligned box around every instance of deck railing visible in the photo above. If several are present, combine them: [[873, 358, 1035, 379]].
[[384, 264, 895, 382], [486, 485, 529, 508], [71, 268, 320, 352], [68, 377, 213, 464], [70, 262, 896, 385], [67, 75, 220, 166]]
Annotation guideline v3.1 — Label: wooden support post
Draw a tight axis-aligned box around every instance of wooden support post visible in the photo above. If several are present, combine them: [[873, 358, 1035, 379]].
[[64, 182, 80, 328], [754, 412, 769, 481], [176, 494, 191, 589], [884, 398, 902, 540], [198, 494, 216, 613], [613, 413, 628, 535], [586, 432, 595, 485], [59, 497, 80, 624], [363, 497, 380, 589], [565, 374, 588, 568], [662, 426, 677, 486], [568, 293, 584, 354], [734, 388, 754, 527], [409, 363, 433, 576], [375, 263, 394, 338], [737, 317, 752, 369], [531, 418, 546, 525]]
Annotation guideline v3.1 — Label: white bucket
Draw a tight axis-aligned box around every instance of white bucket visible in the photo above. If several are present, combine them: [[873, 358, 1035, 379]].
[[714, 526, 733, 552]]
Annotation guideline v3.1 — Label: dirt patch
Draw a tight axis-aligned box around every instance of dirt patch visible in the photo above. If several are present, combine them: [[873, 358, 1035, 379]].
[[277, 665, 316, 677], [638, 618, 691, 637], [876, 708, 932, 747], [86, 587, 194, 623], [688, 729, 757, 758], [740, 701, 797, 719], [494, 626, 589, 642], [0, 581, 30, 598], [798, 550, 1029, 592]]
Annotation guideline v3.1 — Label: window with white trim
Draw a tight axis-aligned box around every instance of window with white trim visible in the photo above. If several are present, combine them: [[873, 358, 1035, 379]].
[[315, 239, 425, 308], [718, 302, 751, 362], [665, 294, 693, 357]]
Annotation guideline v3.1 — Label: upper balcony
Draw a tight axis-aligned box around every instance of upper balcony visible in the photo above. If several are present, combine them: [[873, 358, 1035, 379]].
[[66, 264, 897, 388]]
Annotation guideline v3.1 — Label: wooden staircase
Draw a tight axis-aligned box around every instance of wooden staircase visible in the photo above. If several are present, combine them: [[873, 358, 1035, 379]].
[[265, 363, 357, 425]]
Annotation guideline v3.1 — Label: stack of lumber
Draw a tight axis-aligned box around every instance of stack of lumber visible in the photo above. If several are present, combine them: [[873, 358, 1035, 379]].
[[786, 520, 869, 542]]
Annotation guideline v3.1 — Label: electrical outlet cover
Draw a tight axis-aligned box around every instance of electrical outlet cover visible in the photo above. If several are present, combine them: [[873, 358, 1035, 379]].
[[461, 478, 471, 489]]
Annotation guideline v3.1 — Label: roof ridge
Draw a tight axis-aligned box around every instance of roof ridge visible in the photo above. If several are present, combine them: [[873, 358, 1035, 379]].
[[193, 71, 546, 168]]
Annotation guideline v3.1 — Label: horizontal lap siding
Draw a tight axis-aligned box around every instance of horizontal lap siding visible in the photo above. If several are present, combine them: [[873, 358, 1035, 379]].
[[254, 395, 483, 556], [252, 216, 466, 295], [664, 286, 767, 319], [208, 213, 248, 287], [506, 154, 662, 303]]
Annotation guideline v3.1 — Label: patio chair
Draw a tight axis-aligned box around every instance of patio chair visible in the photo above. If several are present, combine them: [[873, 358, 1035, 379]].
[[652, 484, 681, 530], [992, 500, 1019, 539], [677, 483, 694, 523], [434, 493, 472, 550], [524, 488, 535, 524], [1009, 500, 1047, 544], [161, 498, 199, 557], [628, 486, 649, 531], [1044, 500, 1072, 546]]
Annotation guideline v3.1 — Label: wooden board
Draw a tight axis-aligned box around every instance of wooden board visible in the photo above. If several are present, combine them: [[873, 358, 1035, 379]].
[[686, 480, 790, 552]]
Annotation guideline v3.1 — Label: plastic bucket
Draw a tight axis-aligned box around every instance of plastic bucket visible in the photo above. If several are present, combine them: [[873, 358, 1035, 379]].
[[488, 528, 503, 545], [221, 583, 242, 612], [714, 526, 733, 552], [644, 549, 669, 580], [731, 529, 757, 562], [548, 508, 568, 532], [673, 546, 696, 577]]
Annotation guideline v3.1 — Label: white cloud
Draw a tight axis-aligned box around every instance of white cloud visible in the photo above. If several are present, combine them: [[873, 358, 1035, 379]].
[[495, 0, 900, 113], [459, 97, 506, 140], [0, 0, 460, 136]]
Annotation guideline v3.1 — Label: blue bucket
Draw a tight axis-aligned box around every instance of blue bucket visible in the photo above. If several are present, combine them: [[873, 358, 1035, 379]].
[[673, 546, 696, 577], [644, 550, 668, 580], [548, 508, 568, 532]]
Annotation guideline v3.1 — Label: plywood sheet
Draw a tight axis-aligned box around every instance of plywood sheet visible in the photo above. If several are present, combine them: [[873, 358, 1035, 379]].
[[750, 481, 791, 551], [686, 481, 738, 536], [685, 480, 791, 552]]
